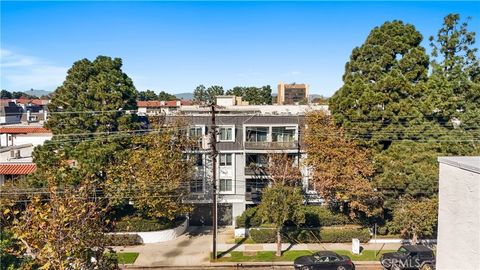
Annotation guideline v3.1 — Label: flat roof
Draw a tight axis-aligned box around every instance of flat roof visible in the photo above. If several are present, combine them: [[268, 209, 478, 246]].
[[438, 156, 480, 174]]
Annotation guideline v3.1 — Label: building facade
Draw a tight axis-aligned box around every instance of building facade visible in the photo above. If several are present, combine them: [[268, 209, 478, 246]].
[[436, 156, 480, 270], [171, 101, 327, 226], [277, 82, 309, 105]]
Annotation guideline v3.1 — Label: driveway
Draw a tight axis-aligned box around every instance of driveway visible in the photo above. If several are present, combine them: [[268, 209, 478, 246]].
[[114, 226, 212, 267]]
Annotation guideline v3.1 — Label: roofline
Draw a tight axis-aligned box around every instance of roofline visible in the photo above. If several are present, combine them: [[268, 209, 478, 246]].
[[438, 157, 480, 174]]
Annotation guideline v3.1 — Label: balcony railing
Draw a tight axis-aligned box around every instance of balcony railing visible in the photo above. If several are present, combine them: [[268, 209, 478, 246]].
[[244, 141, 298, 150], [244, 166, 268, 176]]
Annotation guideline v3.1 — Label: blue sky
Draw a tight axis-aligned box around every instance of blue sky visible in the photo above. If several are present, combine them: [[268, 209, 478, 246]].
[[1, 1, 479, 97]]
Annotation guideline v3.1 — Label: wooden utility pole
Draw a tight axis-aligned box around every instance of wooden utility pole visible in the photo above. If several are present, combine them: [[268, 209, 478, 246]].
[[210, 104, 218, 260]]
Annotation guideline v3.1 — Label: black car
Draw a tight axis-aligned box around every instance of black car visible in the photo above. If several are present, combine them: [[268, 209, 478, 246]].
[[294, 251, 355, 270], [380, 245, 435, 270]]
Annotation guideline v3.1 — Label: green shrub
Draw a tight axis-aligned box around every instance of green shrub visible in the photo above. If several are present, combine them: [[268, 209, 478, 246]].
[[249, 228, 277, 243], [106, 234, 143, 246], [377, 226, 388, 235], [235, 207, 262, 228], [319, 227, 370, 243], [303, 206, 350, 227], [248, 227, 370, 243], [114, 216, 185, 232]]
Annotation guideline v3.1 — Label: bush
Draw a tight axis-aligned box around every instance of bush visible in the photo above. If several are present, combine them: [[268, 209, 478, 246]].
[[249, 228, 277, 243], [106, 234, 143, 246], [319, 227, 370, 243], [113, 216, 185, 232], [235, 207, 262, 228], [248, 227, 370, 243], [377, 226, 388, 235], [303, 206, 350, 227]]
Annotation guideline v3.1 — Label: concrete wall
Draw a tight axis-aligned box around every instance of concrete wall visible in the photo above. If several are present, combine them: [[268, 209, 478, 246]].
[[112, 218, 188, 244], [437, 157, 480, 270]]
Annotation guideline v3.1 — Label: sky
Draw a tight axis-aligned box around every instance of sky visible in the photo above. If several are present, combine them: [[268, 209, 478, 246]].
[[1, 1, 479, 97]]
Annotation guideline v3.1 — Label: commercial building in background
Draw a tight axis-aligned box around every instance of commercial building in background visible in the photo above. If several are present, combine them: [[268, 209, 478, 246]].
[[277, 82, 309, 105], [166, 96, 327, 226], [437, 156, 480, 270]]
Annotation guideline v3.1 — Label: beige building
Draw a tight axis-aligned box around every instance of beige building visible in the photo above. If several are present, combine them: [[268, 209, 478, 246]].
[[277, 82, 309, 105]]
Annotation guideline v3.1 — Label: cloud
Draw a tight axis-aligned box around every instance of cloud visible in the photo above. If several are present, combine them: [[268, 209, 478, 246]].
[[1, 49, 68, 91]]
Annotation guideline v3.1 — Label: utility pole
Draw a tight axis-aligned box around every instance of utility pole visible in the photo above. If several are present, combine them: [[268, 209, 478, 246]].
[[210, 104, 218, 260]]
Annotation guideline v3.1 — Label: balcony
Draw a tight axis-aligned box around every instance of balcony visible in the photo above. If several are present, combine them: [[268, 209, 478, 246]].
[[244, 165, 268, 176], [244, 141, 298, 150]]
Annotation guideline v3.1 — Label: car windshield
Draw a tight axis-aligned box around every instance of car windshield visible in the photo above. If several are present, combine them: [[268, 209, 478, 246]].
[[398, 247, 409, 254]]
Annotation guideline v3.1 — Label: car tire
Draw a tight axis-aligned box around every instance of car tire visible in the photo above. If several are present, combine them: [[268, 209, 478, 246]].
[[421, 264, 434, 270], [337, 266, 347, 270], [392, 265, 401, 270], [300, 266, 310, 270]]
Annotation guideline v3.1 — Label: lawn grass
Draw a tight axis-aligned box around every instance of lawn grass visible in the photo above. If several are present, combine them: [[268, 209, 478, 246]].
[[214, 250, 395, 262], [117, 252, 139, 264]]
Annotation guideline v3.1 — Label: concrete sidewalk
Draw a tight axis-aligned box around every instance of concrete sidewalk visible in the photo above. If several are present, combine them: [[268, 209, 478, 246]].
[[217, 242, 401, 252]]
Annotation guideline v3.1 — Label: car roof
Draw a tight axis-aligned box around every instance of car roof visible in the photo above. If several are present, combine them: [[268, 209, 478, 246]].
[[314, 251, 339, 257], [402, 245, 432, 252]]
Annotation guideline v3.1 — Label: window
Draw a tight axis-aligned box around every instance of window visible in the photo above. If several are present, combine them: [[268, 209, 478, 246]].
[[190, 178, 203, 193], [192, 154, 203, 166], [219, 126, 234, 141], [246, 153, 268, 167], [219, 179, 233, 192], [220, 153, 232, 166], [246, 127, 268, 142], [272, 126, 296, 142], [189, 126, 203, 139]]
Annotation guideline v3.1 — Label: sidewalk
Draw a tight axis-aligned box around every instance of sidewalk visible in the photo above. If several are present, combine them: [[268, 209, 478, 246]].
[[217, 242, 401, 252]]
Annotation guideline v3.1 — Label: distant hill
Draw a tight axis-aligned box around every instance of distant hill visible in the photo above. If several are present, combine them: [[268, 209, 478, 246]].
[[175, 92, 194, 100], [21, 89, 52, 97]]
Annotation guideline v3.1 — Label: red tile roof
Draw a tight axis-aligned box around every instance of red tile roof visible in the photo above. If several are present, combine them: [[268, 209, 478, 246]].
[[0, 127, 51, 134], [137, 101, 162, 107], [0, 163, 36, 175]]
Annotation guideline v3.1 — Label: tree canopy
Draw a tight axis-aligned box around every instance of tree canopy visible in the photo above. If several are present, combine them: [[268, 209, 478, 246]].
[[226, 85, 273, 105]]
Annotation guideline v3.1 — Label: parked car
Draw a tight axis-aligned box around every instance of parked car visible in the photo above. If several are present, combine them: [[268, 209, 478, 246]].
[[294, 251, 355, 270], [380, 245, 435, 270]]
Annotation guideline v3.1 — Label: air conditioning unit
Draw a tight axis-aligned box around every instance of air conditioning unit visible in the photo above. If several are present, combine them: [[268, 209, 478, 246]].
[[15, 150, 20, 159]]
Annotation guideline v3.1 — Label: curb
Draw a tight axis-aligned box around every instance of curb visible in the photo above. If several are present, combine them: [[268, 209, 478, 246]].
[[122, 261, 381, 269]]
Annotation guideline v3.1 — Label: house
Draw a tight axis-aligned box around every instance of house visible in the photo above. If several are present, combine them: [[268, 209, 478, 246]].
[[137, 100, 193, 116], [167, 97, 328, 226], [0, 125, 52, 185], [0, 98, 49, 125], [0, 100, 23, 125], [436, 156, 480, 270]]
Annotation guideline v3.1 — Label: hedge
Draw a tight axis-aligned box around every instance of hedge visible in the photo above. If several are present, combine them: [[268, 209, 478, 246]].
[[236, 206, 350, 228], [113, 216, 185, 232], [249, 227, 370, 243], [106, 234, 143, 246]]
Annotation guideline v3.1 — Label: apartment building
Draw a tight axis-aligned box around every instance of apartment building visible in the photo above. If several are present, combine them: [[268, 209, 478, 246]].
[[170, 97, 327, 226], [277, 82, 309, 105]]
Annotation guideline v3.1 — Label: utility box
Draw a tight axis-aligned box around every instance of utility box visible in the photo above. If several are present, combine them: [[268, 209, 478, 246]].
[[352, 238, 360, 254]]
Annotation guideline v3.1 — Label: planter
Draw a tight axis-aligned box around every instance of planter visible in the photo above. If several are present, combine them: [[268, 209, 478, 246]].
[[111, 218, 188, 244]]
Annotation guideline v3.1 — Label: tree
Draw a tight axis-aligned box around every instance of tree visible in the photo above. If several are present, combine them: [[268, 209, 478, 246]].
[[427, 14, 480, 130], [304, 111, 382, 220], [45, 56, 138, 135], [1, 89, 12, 99], [157, 91, 177, 101], [104, 118, 193, 220], [10, 185, 117, 269], [388, 198, 438, 243], [193, 84, 208, 104], [206, 85, 224, 104], [31, 56, 141, 186], [329, 20, 430, 150], [226, 85, 273, 105], [138, 90, 158, 101], [265, 153, 302, 186], [257, 184, 304, 256]]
